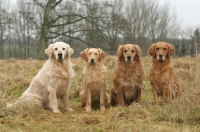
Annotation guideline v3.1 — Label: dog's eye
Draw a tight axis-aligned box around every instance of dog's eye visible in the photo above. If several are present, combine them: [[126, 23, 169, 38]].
[[62, 48, 65, 50], [88, 52, 91, 55], [156, 48, 159, 50], [124, 50, 127, 53], [131, 50, 134, 53], [163, 48, 167, 50], [55, 48, 58, 50], [95, 53, 98, 55]]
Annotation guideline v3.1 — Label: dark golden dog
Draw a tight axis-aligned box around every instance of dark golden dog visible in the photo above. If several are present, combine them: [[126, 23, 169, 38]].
[[110, 44, 144, 106], [148, 42, 181, 105]]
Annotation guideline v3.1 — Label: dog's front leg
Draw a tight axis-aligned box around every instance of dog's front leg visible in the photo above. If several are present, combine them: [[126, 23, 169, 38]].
[[110, 88, 118, 106], [85, 89, 92, 112], [163, 85, 170, 104], [135, 87, 141, 103], [117, 87, 125, 106], [152, 85, 159, 105], [48, 89, 61, 114], [61, 92, 73, 112], [100, 87, 106, 111]]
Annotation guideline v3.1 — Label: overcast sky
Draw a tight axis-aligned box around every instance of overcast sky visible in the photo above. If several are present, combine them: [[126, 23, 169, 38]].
[[10, 0, 200, 27], [159, 0, 200, 27]]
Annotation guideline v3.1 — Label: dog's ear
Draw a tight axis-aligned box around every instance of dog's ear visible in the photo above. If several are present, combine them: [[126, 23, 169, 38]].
[[134, 45, 142, 58], [98, 48, 106, 62], [148, 44, 156, 58], [80, 48, 88, 61], [67, 47, 74, 57], [45, 44, 54, 57], [117, 45, 124, 58], [167, 44, 175, 58]]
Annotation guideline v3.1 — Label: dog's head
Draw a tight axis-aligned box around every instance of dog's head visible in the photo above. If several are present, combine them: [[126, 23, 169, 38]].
[[117, 44, 142, 62], [148, 42, 174, 61], [80, 48, 106, 64], [45, 42, 74, 61]]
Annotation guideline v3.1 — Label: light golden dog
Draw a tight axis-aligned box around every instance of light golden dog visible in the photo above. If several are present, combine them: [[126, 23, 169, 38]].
[[110, 44, 144, 106], [8, 42, 75, 113], [148, 42, 181, 105], [79, 48, 108, 112]]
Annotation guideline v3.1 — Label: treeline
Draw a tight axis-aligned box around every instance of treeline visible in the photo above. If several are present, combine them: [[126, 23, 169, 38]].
[[0, 0, 199, 59]]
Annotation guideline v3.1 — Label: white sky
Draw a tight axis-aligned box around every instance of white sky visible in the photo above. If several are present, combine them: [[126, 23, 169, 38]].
[[10, 0, 200, 27], [159, 0, 200, 27]]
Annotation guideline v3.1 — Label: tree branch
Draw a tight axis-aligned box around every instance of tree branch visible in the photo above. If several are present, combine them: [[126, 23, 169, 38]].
[[49, 14, 85, 27], [51, 0, 62, 9], [32, 0, 45, 9]]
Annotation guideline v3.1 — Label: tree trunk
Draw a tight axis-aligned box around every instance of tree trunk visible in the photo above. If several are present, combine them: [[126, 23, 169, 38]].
[[38, 0, 56, 60], [0, 28, 4, 59], [38, 36, 47, 59]]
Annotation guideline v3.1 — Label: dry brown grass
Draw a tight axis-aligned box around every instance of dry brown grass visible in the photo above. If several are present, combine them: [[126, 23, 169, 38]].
[[0, 55, 200, 132]]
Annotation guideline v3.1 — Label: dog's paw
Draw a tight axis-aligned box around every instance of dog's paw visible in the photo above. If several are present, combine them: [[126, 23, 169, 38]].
[[53, 110, 62, 114], [100, 106, 106, 112], [66, 107, 74, 112], [85, 107, 91, 112]]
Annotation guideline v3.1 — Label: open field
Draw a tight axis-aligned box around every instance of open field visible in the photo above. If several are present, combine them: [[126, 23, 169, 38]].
[[0, 56, 200, 132]]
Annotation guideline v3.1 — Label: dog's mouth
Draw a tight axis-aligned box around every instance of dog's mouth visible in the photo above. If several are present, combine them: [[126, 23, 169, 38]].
[[158, 54, 164, 61], [90, 59, 95, 64], [58, 54, 63, 60], [126, 56, 132, 62], [158, 58, 163, 61]]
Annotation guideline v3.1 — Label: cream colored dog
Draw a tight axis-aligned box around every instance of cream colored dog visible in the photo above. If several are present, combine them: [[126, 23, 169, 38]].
[[9, 42, 75, 114], [79, 48, 108, 112]]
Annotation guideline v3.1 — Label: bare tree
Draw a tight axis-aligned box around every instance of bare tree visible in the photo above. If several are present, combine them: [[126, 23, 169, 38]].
[[33, 0, 90, 59], [0, 0, 10, 59], [102, 0, 127, 54], [191, 28, 200, 55], [123, 0, 180, 55], [32, 0, 60, 59], [0, 0, 192, 59], [125, 0, 155, 53], [11, 0, 38, 59]]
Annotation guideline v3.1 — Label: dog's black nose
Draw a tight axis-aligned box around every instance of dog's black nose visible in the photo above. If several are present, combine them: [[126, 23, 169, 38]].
[[58, 54, 62, 59], [159, 54, 163, 58], [127, 56, 131, 61], [91, 59, 95, 63]]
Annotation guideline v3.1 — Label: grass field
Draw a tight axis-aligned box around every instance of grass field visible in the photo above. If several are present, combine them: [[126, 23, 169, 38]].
[[0, 55, 200, 132]]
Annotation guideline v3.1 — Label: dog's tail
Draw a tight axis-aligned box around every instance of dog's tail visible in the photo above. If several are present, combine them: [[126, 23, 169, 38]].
[[6, 93, 43, 110]]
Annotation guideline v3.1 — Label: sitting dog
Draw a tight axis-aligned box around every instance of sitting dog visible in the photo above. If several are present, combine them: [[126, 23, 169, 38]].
[[148, 42, 181, 105], [110, 44, 144, 106], [79, 48, 108, 112], [8, 42, 75, 113]]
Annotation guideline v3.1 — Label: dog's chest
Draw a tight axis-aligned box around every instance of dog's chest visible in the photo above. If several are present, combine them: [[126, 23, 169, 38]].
[[119, 68, 140, 85], [150, 68, 171, 84], [123, 86, 137, 99], [83, 65, 106, 85], [84, 72, 106, 84]]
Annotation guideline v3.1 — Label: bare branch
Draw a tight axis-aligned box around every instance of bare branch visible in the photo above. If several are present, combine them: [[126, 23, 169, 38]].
[[51, 0, 62, 9], [32, 0, 45, 9], [49, 14, 85, 27]]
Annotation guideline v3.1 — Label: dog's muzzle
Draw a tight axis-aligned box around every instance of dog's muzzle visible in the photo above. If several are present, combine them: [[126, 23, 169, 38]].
[[158, 54, 163, 60], [90, 59, 95, 63], [127, 56, 132, 62], [58, 54, 63, 60]]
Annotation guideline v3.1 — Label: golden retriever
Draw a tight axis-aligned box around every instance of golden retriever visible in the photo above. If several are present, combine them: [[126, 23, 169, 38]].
[[110, 44, 144, 106], [148, 42, 181, 105], [79, 48, 108, 112], [8, 42, 75, 113]]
